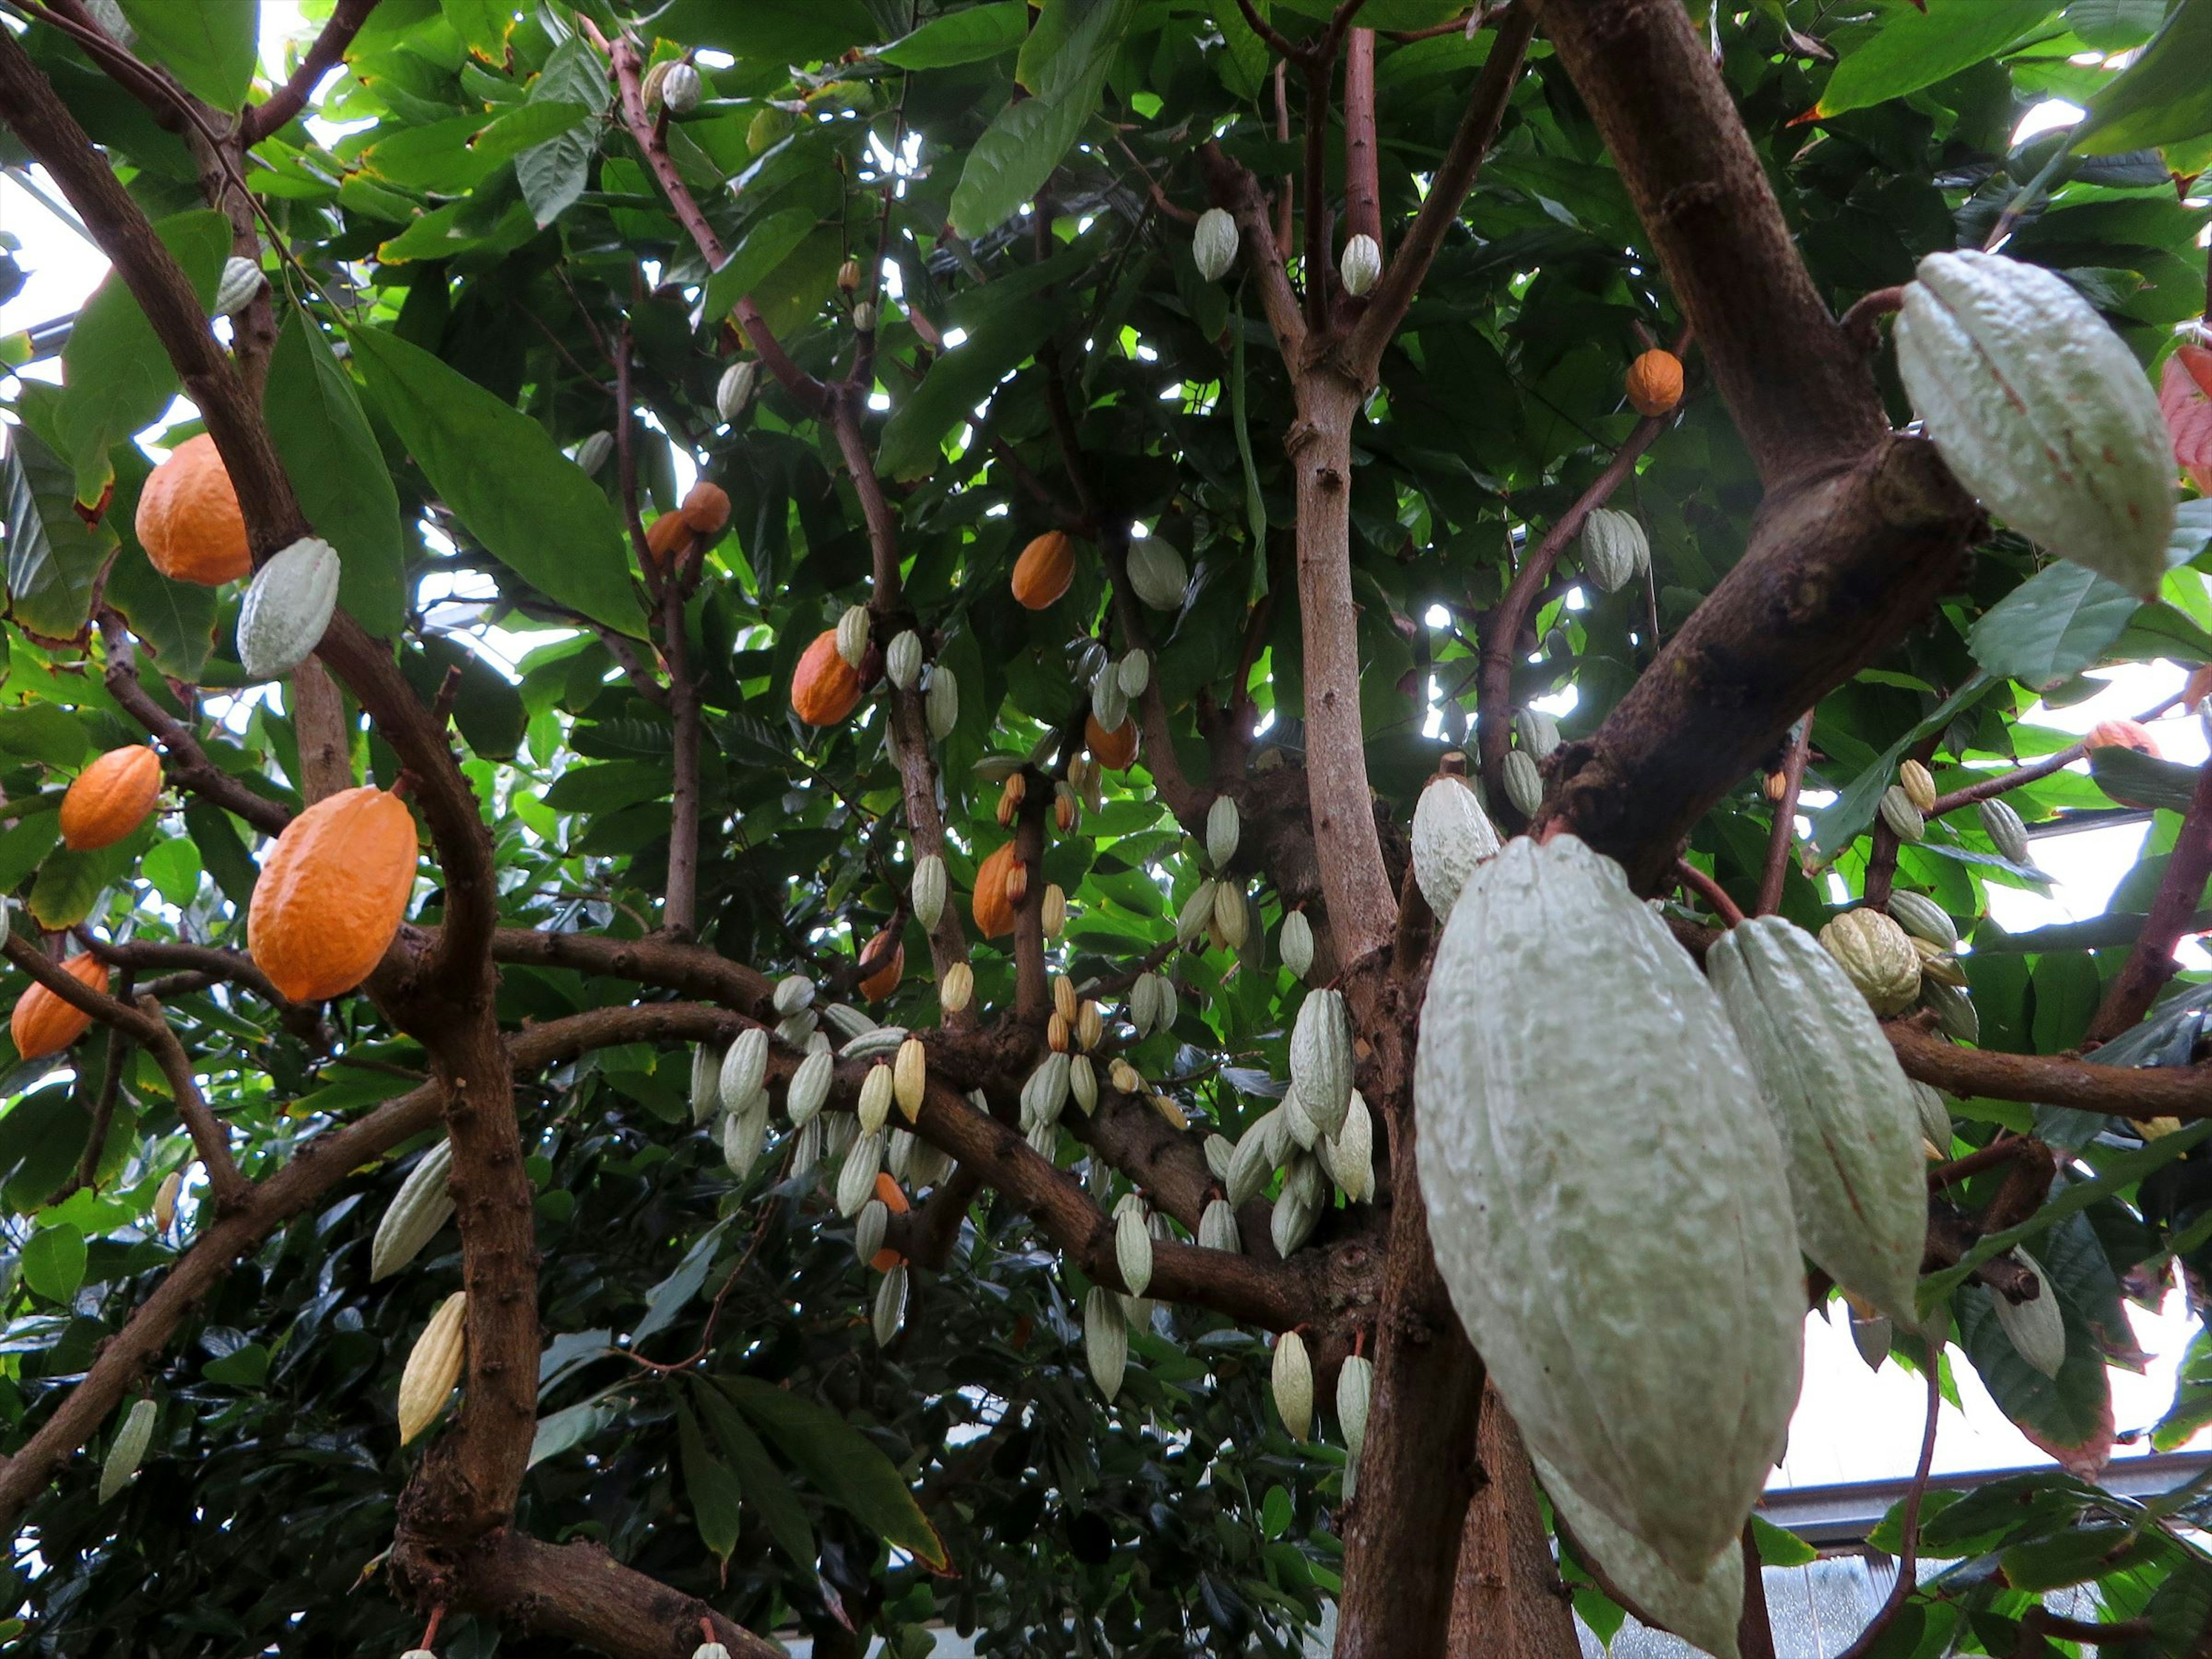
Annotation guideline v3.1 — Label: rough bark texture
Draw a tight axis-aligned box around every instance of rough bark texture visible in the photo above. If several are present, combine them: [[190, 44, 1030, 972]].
[[1448, 1387, 1581, 1659], [2085, 758, 2212, 1041]]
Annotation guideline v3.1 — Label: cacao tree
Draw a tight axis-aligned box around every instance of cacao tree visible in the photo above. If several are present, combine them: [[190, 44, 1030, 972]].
[[0, 1, 2209, 1656]]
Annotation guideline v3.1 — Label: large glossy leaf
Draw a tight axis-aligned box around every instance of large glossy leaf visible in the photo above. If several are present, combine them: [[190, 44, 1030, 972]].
[[2074, 0, 2212, 153], [676, 1402, 744, 1565], [517, 36, 609, 228], [118, 1, 258, 111], [700, 207, 821, 331], [695, 1378, 817, 1571], [1816, 0, 2056, 118], [2, 422, 114, 642], [1966, 562, 2138, 690], [1956, 1281, 2115, 1478], [950, 0, 1138, 237], [350, 326, 646, 637], [20, 1223, 86, 1303], [880, 3, 1028, 67]]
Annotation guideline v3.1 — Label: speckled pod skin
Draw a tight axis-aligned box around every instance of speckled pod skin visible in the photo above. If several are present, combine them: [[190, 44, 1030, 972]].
[[1412, 774, 1501, 918]]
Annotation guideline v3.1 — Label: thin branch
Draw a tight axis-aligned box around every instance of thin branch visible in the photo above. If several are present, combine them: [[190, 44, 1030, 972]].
[[2085, 757, 2212, 1043], [660, 577, 703, 940], [99, 611, 293, 839], [1924, 691, 2186, 820], [1755, 715, 1812, 915], [134, 993, 249, 1209], [1833, 1360, 1940, 1659], [241, 0, 380, 141], [26, 0, 188, 130], [56, 1018, 132, 1204], [1675, 859, 1743, 926]]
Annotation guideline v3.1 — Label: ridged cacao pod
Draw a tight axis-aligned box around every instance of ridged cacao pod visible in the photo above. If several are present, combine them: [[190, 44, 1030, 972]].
[[1515, 709, 1562, 760], [1580, 507, 1648, 593], [1885, 891, 1956, 950], [925, 666, 959, 738], [1899, 759, 1938, 815], [1338, 1353, 1373, 1499], [1896, 250, 2173, 599], [137, 434, 249, 585], [2089, 717, 2158, 756], [61, 744, 162, 850], [722, 1093, 770, 1177], [680, 480, 730, 536], [1118, 650, 1150, 697], [237, 535, 340, 680], [1226, 1112, 1278, 1208], [1991, 1249, 2066, 1378], [1206, 794, 1240, 870], [1413, 772, 1501, 918], [574, 430, 613, 474], [836, 1131, 885, 1217], [1501, 749, 1544, 818], [872, 1262, 907, 1345], [1533, 1447, 1744, 1659], [1126, 537, 1188, 611], [11, 952, 109, 1059], [716, 361, 759, 423], [1176, 879, 1218, 948], [100, 1396, 159, 1502], [1878, 785, 1926, 843], [1415, 834, 1802, 1576], [1979, 796, 2031, 864], [1041, 882, 1067, 937], [787, 1048, 834, 1124], [1194, 207, 1238, 281], [1910, 1080, 1951, 1151], [893, 1036, 927, 1119], [858, 929, 904, 1001], [1817, 908, 1921, 1016], [1199, 1198, 1239, 1252], [855, 1198, 891, 1271], [213, 255, 264, 318], [1290, 989, 1353, 1139], [972, 841, 1020, 938], [248, 786, 417, 1002], [1070, 1051, 1098, 1112], [791, 630, 862, 726], [718, 1027, 770, 1112], [1116, 1206, 1153, 1297], [1211, 878, 1249, 949], [1012, 531, 1075, 609], [1708, 916, 1927, 1324], [1085, 1285, 1127, 1400], [1321, 1088, 1373, 1203], [1271, 1330, 1314, 1438], [1339, 233, 1381, 298], [689, 1043, 722, 1126], [773, 974, 814, 1017], [370, 1138, 454, 1282], [1086, 711, 1139, 770], [910, 853, 947, 932], [835, 604, 870, 668], [1280, 910, 1315, 980], [839, 1023, 906, 1060], [397, 1290, 467, 1444], [660, 61, 702, 113], [886, 630, 923, 692], [1921, 976, 1980, 1043], [857, 1062, 894, 1134], [938, 961, 974, 1017], [153, 1169, 179, 1233], [1626, 348, 1683, 417]]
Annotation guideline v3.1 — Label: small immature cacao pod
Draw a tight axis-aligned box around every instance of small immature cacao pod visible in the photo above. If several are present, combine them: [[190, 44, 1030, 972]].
[[238, 533, 340, 681], [1412, 773, 1501, 919], [1501, 749, 1544, 817], [1204, 1134, 1235, 1181], [1212, 878, 1249, 949], [851, 302, 877, 334], [1339, 233, 1381, 298], [1899, 759, 1938, 815], [925, 666, 959, 738], [1514, 709, 1561, 760], [858, 1062, 895, 1134], [61, 744, 163, 851], [885, 631, 922, 692], [1290, 988, 1354, 1139], [661, 61, 702, 112], [1580, 507, 1649, 593], [1109, 1057, 1143, 1096], [1116, 1206, 1154, 1297], [1085, 1285, 1127, 1401], [1272, 1189, 1316, 1257], [370, 1138, 455, 1282], [716, 361, 759, 423], [1921, 976, 1980, 1043], [1878, 785, 1925, 843], [775, 1010, 817, 1048], [835, 605, 871, 669], [100, 1396, 160, 1502], [1885, 890, 1956, 950], [1991, 1249, 2066, 1379], [153, 1170, 179, 1233], [837, 257, 863, 293], [1626, 347, 1684, 417], [1226, 1114, 1277, 1208], [1041, 883, 1067, 938], [787, 1048, 834, 1124], [575, 429, 614, 474], [1193, 206, 1238, 281], [1895, 250, 2173, 599], [1910, 937, 1969, 988], [1280, 910, 1315, 980], [1054, 781, 1079, 832], [1338, 1354, 1372, 1462], [1272, 1330, 1314, 1439], [894, 1036, 927, 1119], [1818, 909, 1922, 1016], [696, 1642, 734, 1659], [1077, 999, 1102, 1052], [690, 1044, 723, 1125], [719, 1027, 770, 1112], [789, 1116, 824, 1177], [1126, 537, 1188, 611], [1070, 1052, 1098, 1113], [1118, 650, 1149, 697], [1199, 1198, 1240, 1252], [213, 255, 264, 319], [1090, 666, 1128, 737], [939, 961, 974, 1016], [1979, 796, 2031, 865], [1322, 1088, 1373, 1203], [774, 974, 815, 1017], [397, 1291, 468, 1445], [872, 1262, 907, 1346]]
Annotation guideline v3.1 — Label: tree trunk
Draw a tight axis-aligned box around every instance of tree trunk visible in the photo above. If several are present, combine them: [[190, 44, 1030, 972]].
[[290, 657, 351, 804], [1449, 1385, 1581, 1658]]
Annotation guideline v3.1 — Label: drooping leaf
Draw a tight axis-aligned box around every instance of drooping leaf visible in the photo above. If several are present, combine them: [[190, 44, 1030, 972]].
[[949, 0, 1138, 238], [118, 1, 259, 111], [676, 1402, 744, 1565], [695, 1378, 817, 1571], [2, 423, 115, 643], [1966, 562, 2139, 690], [2074, 0, 2212, 154], [1816, 0, 2057, 119]]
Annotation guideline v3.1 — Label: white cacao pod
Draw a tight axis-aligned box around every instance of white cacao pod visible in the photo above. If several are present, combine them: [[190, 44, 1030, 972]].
[[1070, 1052, 1098, 1113], [1321, 1087, 1373, 1203], [1118, 650, 1150, 698], [1517, 709, 1562, 760], [1116, 1205, 1153, 1297], [1895, 249, 2174, 600], [786, 1047, 834, 1125], [1818, 909, 1922, 1016], [1177, 879, 1218, 948], [1204, 1134, 1235, 1183], [835, 604, 870, 669], [1199, 1197, 1240, 1252], [1211, 878, 1249, 949], [397, 1290, 468, 1445], [1226, 1112, 1278, 1207], [821, 1001, 877, 1040], [1084, 1285, 1127, 1401], [775, 1009, 815, 1047], [1979, 796, 2031, 865], [1885, 891, 1956, 949], [1580, 507, 1649, 594], [370, 1138, 454, 1282], [1280, 910, 1315, 980], [1338, 1353, 1373, 1499], [1127, 538, 1188, 611], [718, 1027, 770, 1111], [1501, 748, 1544, 817], [715, 360, 759, 423], [887, 630, 923, 692], [1991, 1249, 2066, 1379], [1206, 794, 1241, 870], [213, 255, 264, 319], [1412, 773, 1501, 918], [1194, 206, 1238, 281], [854, 1197, 888, 1266], [1289, 988, 1354, 1139], [1415, 834, 1802, 1577], [100, 1396, 158, 1502], [573, 430, 614, 475], [722, 1094, 769, 1177], [858, 1062, 894, 1134], [893, 1037, 927, 1119], [872, 1262, 907, 1346], [1878, 785, 1926, 844], [1910, 1080, 1952, 1150], [1022, 1052, 1071, 1125], [925, 666, 959, 738], [1272, 1330, 1314, 1438], [1899, 759, 1938, 815], [841, 1025, 909, 1062], [836, 1131, 884, 1217], [939, 961, 974, 1016], [660, 60, 703, 113], [1271, 1188, 1316, 1256], [1154, 974, 1180, 1035], [911, 853, 947, 933], [1532, 1447, 1745, 1659], [237, 536, 340, 680], [1921, 977, 1980, 1044], [1707, 915, 1927, 1324], [1339, 233, 1381, 298], [774, 974, 815, 1016]]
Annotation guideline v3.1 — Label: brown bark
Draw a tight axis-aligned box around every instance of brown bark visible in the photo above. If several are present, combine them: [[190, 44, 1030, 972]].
[[290, 657, 352, 804], [1446, 1387, 1580, 1659], [660, 578, 703, 939], [2085, 758, 2212, 1042], [1887, 1024, 2212, 1118], [241, 0, 381, 141]]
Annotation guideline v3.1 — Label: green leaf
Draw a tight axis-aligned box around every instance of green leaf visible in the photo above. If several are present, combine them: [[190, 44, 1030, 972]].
[[118, 1, 259, 111], [201, 1340, 271, 1388], [438, 0, 513, 53], [879, 2, 1028, 67], [950, 0, 1137, 238], [1749, 1514, 1817, 1567], [718, 1374, 951, 1570], [1810, 675, 1994, 858], [29, 843, 133, 929], [527, 1391, 620, 1469], [0, 817, 62, 896], [2089, 747, 2201, 812], [20, 1224, 86, 1302], [1967, 562, 2140, 690], [630, 1218, 729, 1346], [517, 36, 609, 229], [185, 801, 259, 910], [349, 326, 646, 637], [266, 310, 410, 638], [1, 422, 114, 642], [1816, 0, 2058, 119], [404, 635, 526, 760], [695, 1378, 817, 1571], [877, 300, 1066, 480], [2075, 0, 2212, 154], [2066, 0, 2168, 50], [0, 707, 89, 768], [676, 1402, 744, 1564], [141, 837, 202, 907], [700, 207, 821, 331]]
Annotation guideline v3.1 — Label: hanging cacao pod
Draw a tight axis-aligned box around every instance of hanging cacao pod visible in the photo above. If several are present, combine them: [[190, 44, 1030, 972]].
[[1501, 748, 1544, 819], [858, 929, 904, 1001], [1979, 796, 2031, 865], [718, 1028, 770, 1112], [11, 952, 109, 1059], [1920, 976, 1980, 1043], [1085, 711, 1139, 770], [237, 535, 340, 681], [1514, 709, 1562, 760], [212, 255, 264, 318], [1817, 908, 1921, 1016], [1194, 207, 1239, 281], [857, 1062, 895, 1134], [1211, 878, 1249, 949], [1116, 1205, 1153, 1296], [1272, 1330, 1314, 1438], [1990, 1249, 2066, 1378], [680, 479, 730, 536], [61, 744, 163, 850], [1895, 250, 2173, 599], [660, 60, 703, 113], [1415, 835, 1802, 1578], [940, 961, 974, 1016], [1280, 909, 1315, 980], [397, 1291, 467, 1444], [1412, 772, 1501, 918], [1012, 531, 1075, 609], [370, 1138, 455, 1282], [574, 430, 614, 474], [972, 841, 1020, 938], [1206, 794, 1241, 870], [1199, 1198, 1239, 1253], [854, 1198, 888, 1268], [1899, 758, 1938, 815], [99, 1395, 159, 1502], [787, 1048, 834, 1124], [1085, 1285, 1127, 1401], [1070, 1052, 1098, 1112], [791, 629, 862, 726], [894, 1036, 927, 1119], [1878, 784, 1926, 843], [1533, 1447, 1745, 1659], [1580, 507, 1648, 593], [1626, 347, 1684, 417], [1339, 1354, 1373, 1501], [137, 434, 249, 585], [1290, 988, 1354, 1138], [1041, 882, 1067, 938], [886, 630, 923, 692], [872, 1262, 908, 1345], [722, 1094, 770, 1177], [1177, 879, 1218, 948], [1126, 537, 1188, 611], [925, 666, 959, 738], [836, 604, 870, 668], [1885, 891, 1956, 950], [248, 786, 418, 1002], [911, 854, 946, 932], [153, 1169, 179, 1233], [716, 361, 759, 423], [1910, 1080, 1951, 1150], [1339, 233, 1381, 297], [1321, 1088, 1373, 1203], [1118, 650, 1149, 698], [837, 1131, 885, 1217], [774, 974, 815, 1017]]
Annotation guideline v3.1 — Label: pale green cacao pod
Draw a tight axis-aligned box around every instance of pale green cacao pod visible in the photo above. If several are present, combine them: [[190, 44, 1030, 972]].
[[1206, 794, 1240, 870], [1707, 915, 1927, 1324], [1910, 1081, 1951, 1150], [1502, 749, 1544, 817], [1921, 976, 1980, 1044], [660, 60, 703, 113], [1285, 1082, 1322, 1150], [1271, 1188, 1316, 1256], [1532, 1448, 1745, 1659], [722, 1093, 770, 1177], [1069, 1052, 1097, 1113], [1199, 1197, 1240, 1252], [718, 1027, 770, 1111], [1339, 233, 1381, 298], [1895, 249, 2174, 600], [1878, 785, 1926, 843], [214, 255, 264, 319], [1211, 878, 1249, 948], [1280, 910, 1315, 980], [370, 1138, 454, 1282], [1283, 1150, 1324, 1212], [100, 1396, 159, 1503], [925, 666, 959, 738], [1021, 1052, 1070, 1126], [787, 1048, 834, 1125], [840, 1025, 907, 1062], [1817, 909, 1922, 1017], [1991, 1249, 2066, 1378], [836, 1131, 884, 1216], [1153, 975, 1180, 1035], [886, 630, 923, 692], [872, 1262, 907, 1346], [775, 1011, 816, 1048], [1025, 1119, 1058, 1160], [858, 1062, 894, 1134], [1127, 538, 1188, 610], [1204, 1134, 1235, 1183], [1338, 1353, 1373, 1500], [1321, 1088, 1373, 1203], [715, 360, 758, 423], [1272, 1330, 1314, 1438], [1227, 1110, 1279, 1207], [1514, 709, 1562, 760], [1885, 891, 1956, 950], [774, 974, 815, 1016], [237, 536, 340, 680], [1979, 796, 2031, 865], [835, 605, 870, 669], [854, 1197, 887, 1266], [1118, 650, 1149, 697], [911, 854, 946, 931], [1580, 507, 1648, 593], [1194, 207, 1238, 281], [1085, 1285, 1127, 1400], [1290, 988, 1353, 1138], [575, 429, 614, 474], [1177, 879, 1218, 947], [1091, 662, 1128, 734], [1415, 834, 1802, 1577], [1412, 773, 1501, 918], [1116, 1205, 1153, 1296]]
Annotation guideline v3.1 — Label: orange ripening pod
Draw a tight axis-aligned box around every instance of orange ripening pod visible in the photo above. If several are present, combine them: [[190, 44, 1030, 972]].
[[1011, 531, 1075, 610], [2088, 718, 2157, 756], [972, 841, 1020, 939], [1085, 711, 1140, 771], [858, 929, 905, 1001], [871, 1172, 910, 1269], [643, 511, 696, 570], [1625, 348, 1684, 418], [135, 433, 251, 585], [679, 480, 731, 536], [60, 745, 163, 850], [11, 952, 109, 1059], [791, 630, 863, 726], [248, 786, 419, 1002]]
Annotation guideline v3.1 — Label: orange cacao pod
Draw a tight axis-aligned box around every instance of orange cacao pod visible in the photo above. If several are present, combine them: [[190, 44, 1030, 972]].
[[1085, 712, 1139, 771], [972, 841, 1020, 939], [60, 745, 162, 850], [135, 434, 251, 585], [1012, 531, 1074, 610], [679, 479, 730, 536], [643, 510, 695, 570], [791, 629, 862, 726], [1625, 349, 1684, 418], [858, 928, 905, 1001], [10, 952, 109, 1059], [248, 786, 419, 1002], [2088, 718, 2157, 756], [871, 1171, 910, 1270]]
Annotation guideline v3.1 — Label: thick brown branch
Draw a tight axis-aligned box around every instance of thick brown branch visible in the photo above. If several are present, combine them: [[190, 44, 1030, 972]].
[[241, 0, 380, 141], [1886, 1024, 2212, 1119], [2085, 758, 2212, 1043], [1198, 145, 1306, 363], [1343, 29, 1381, 251]]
